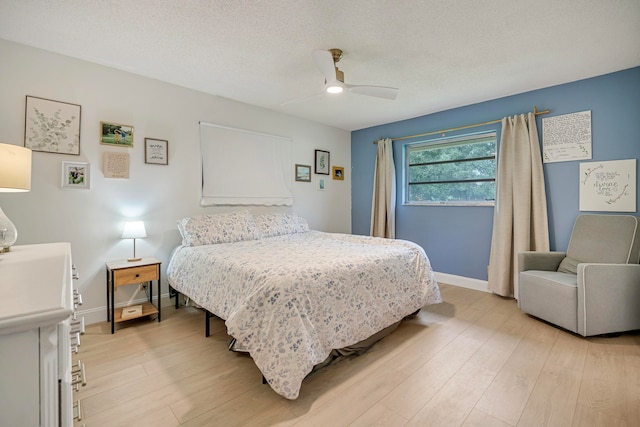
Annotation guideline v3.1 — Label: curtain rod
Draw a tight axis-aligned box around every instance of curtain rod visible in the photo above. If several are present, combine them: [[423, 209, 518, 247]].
[[373, 106, 550, 144]]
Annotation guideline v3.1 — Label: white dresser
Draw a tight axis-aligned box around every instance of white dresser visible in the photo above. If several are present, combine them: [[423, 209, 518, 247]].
[[0, 243, 80, 426]]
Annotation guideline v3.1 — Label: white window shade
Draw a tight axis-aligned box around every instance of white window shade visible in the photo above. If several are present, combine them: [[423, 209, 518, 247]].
[[200, 122, 293, 206]]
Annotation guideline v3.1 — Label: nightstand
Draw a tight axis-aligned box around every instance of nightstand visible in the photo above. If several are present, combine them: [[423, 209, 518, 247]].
[[106, 257, 161, 334]]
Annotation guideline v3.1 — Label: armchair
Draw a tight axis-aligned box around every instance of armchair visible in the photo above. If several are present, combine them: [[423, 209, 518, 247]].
[[518, 214, 640, 336]]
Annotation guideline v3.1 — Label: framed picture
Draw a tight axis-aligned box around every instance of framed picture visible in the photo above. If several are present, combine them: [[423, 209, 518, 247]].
[[315, 149, 330, 175], [25, 95, 81, 155], [332, 166, 344, 180], [145, 138, 168, 165], [61, 161, 90, 189], [295, 164, 311, 182], [318, 178, 326, 191], [100, 121, 134, 147], [103, 152, 130, 179]]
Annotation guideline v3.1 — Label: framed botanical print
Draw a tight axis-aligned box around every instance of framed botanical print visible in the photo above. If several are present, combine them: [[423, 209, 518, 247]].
[[25, 96, 81, 155], [314, 149, 330, 175]]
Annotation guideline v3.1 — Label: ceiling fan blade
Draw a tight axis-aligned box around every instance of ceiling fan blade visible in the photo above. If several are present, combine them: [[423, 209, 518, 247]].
[[346, 84, 399, 100], [312, 49, 337, 82]]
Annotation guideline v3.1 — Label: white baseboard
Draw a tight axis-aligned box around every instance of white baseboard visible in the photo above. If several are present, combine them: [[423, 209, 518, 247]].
[[434, 272, 489, 293]]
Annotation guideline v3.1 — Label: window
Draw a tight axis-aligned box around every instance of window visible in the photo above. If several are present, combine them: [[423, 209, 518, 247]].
[[404, 132, 497, 206]]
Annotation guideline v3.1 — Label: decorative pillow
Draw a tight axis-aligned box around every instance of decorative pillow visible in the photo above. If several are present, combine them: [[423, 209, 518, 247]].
[[254, 212, 310, 237], [557, 256, 579, 274], [177, 210, 262, 246]]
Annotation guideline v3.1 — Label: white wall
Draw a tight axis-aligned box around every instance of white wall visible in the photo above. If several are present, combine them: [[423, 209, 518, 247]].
[[0, 39, 352, 323]]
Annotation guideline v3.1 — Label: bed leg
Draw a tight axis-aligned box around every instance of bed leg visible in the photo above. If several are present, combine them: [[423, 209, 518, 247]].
[[169, 285, 180, 309], [205, 310, 212, 337]]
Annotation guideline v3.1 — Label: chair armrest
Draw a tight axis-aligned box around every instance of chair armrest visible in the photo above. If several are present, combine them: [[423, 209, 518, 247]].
[[577, 263, 640, 336], [518, 251, 566, 272]]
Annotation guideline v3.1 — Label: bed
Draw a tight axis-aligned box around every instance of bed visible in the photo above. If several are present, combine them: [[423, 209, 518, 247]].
[[166, 211, 441, 399]]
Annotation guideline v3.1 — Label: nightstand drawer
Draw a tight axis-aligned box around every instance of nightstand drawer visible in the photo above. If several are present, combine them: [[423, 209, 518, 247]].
[[113, 264, 158, 287]]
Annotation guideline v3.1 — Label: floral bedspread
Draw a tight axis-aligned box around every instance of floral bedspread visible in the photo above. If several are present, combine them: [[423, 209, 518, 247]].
[[167, 231, 441, 399]]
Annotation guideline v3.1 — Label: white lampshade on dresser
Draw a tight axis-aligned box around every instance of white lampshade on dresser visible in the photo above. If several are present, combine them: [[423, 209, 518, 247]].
[[0, 143, 32, 253]]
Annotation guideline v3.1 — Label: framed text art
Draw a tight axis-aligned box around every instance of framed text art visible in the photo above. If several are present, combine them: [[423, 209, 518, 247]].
[[144, 138, 168, 165], [61, 161, 90, 189], [314, 150, 330, 175], [25, 96, 81, 155], [104, 152, 130, 179], [101, 122, 134, 147], [579, 159, 636, 212]]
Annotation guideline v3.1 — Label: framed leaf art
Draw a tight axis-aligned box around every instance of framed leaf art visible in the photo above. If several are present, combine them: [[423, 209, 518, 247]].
[[25, 95, 81, 155]]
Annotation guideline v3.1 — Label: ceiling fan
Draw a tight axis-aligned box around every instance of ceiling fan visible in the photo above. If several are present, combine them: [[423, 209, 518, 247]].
[[311, 48, 399, 100]]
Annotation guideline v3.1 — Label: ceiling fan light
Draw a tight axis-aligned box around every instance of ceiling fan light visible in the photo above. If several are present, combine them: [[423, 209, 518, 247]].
[[326, 84, 343, 94]]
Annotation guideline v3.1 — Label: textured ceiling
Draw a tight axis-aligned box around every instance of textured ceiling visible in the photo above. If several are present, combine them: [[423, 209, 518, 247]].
[[1, 0, 639, 131]]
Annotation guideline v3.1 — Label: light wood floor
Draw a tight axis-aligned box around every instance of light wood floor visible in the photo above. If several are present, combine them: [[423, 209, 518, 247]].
[[73, 284, 640, 426]]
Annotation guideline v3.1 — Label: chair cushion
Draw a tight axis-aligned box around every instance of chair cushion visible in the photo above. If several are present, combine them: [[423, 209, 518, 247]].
[[519, 270, 578, 333], [557, 256, 579, 274], [564, 214, 640, 265]]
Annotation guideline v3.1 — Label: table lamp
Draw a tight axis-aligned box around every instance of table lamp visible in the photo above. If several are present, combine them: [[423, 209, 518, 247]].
[[122, 220, 147, 262], [0, 143, 32, 253]]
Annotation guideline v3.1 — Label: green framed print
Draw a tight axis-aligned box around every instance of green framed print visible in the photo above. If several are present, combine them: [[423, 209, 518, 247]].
[[101, 121, 134, 147]]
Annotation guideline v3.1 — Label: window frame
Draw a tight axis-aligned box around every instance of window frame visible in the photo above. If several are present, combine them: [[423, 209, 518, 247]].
[[403, 132, 497, 207]]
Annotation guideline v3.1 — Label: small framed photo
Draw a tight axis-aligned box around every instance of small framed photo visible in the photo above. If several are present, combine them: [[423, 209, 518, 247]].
[[295, 164, 311, 182], [318, 178, 326, 191], [100, 122, 134, 147], [25, 95, 81, 155], [145, 138, 169, 165], [62, 161, 90, 189], [332, 166, 344, 180], [314, 149, 330, 175]]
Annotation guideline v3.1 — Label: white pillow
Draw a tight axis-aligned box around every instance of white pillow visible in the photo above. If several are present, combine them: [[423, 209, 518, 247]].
[[254, 212, 309, 237], [177, 211, 262, 246]]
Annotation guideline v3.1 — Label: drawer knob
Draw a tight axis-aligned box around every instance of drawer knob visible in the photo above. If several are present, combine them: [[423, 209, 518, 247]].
[[135, 273, 140, 278]]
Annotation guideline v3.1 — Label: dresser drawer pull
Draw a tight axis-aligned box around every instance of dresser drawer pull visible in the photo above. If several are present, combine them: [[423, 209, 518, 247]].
[[71, 316, 85, 334], [73, 399, 83, 421], [72, 362, 87, 390], [70, 332, 81, 348], [73, 291, 83, 307]]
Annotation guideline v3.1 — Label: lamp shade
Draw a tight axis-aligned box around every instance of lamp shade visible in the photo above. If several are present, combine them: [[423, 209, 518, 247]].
[[0, 143, 32, 192], [121, 221, 147, 239]]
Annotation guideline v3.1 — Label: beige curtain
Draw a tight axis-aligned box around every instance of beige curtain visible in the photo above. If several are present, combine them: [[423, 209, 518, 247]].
[[370, 138, 396, 238], [488, 113, 549, 297]]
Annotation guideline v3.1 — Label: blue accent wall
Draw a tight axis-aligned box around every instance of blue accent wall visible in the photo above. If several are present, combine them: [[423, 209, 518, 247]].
[[351, 67, 640, 280]]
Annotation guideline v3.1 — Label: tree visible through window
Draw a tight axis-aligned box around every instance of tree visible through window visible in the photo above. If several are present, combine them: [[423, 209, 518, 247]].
[[405, 133, 497, 205]]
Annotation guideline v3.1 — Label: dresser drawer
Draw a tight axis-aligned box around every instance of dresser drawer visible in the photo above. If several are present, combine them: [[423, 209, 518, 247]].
[[113, 264, 158, 287]]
